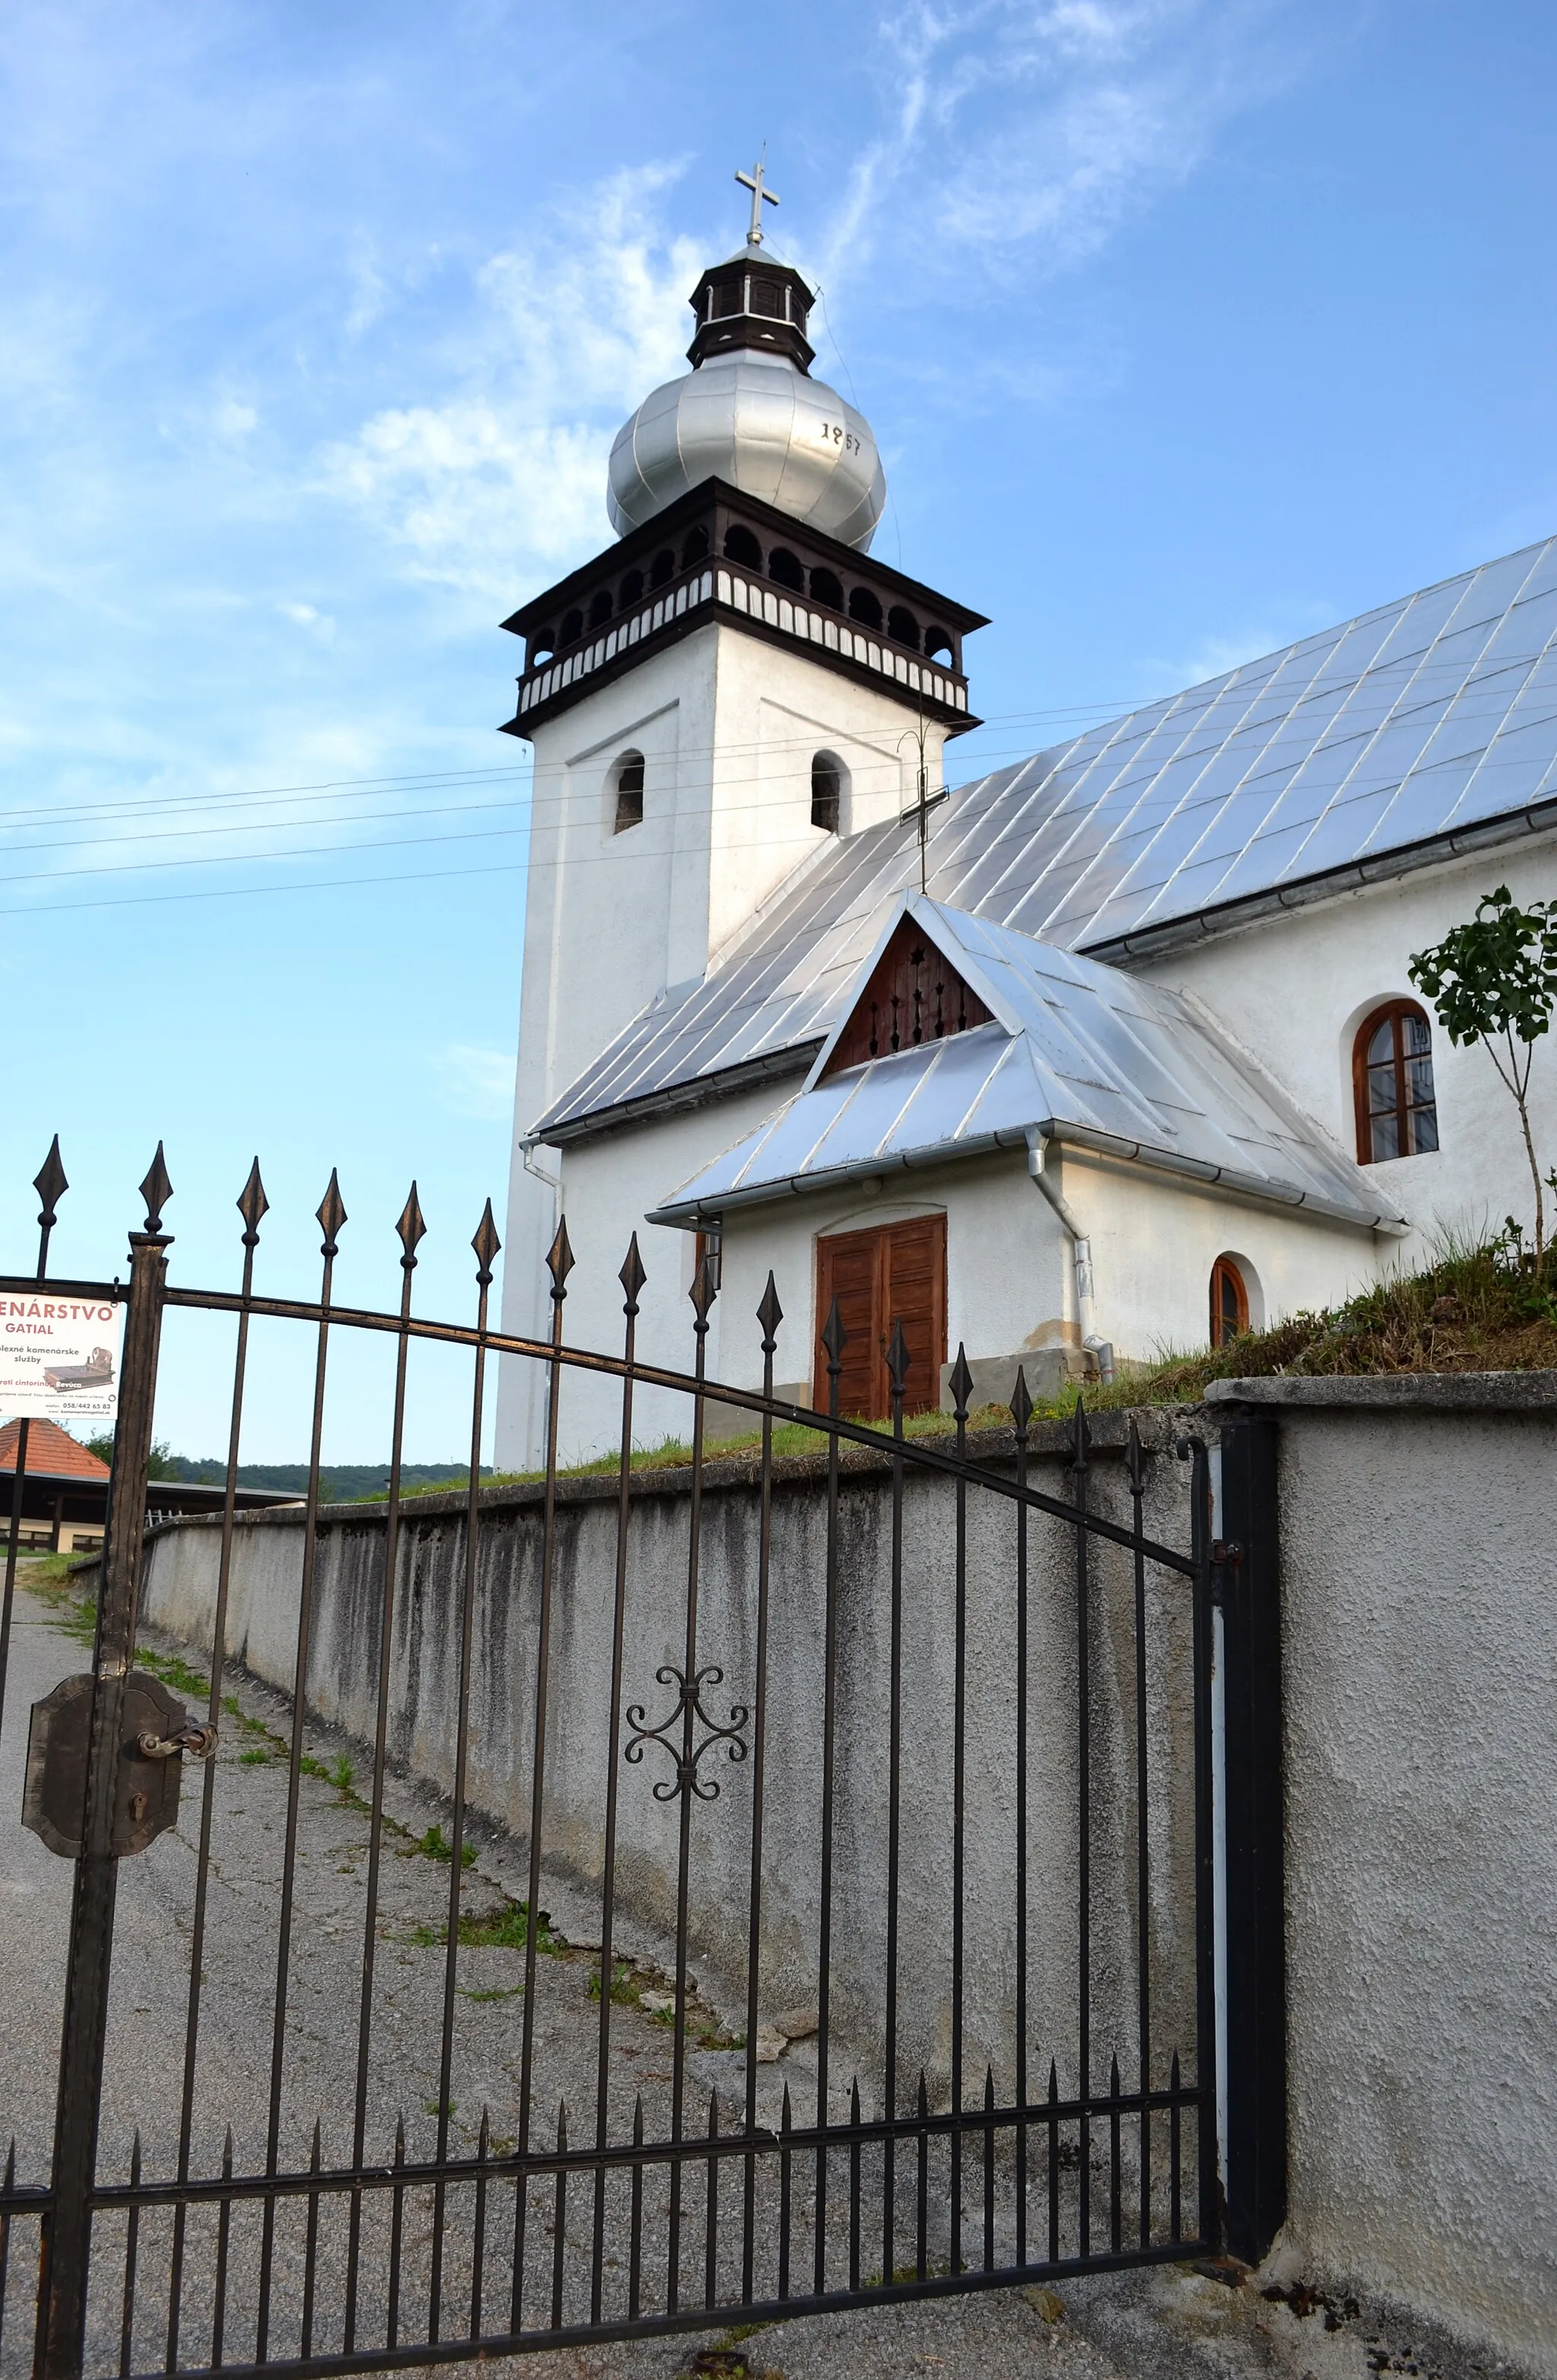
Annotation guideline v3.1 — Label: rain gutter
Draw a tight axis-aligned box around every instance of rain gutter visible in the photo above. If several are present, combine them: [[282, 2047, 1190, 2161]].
[[1086, 796, 1557, 968], [645, 1120, 1408, 1237]]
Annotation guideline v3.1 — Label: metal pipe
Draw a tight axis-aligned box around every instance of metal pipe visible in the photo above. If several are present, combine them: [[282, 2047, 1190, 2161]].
[[1025, 1128, 1115, 1382]]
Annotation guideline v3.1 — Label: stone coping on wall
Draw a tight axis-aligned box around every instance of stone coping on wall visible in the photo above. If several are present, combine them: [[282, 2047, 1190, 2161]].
[[1206, 1369, 1557, 1412], [119, 1404, 1205, 1543]]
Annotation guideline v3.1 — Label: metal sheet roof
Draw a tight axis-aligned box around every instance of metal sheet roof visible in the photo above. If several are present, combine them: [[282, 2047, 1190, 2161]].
[[647, 898, 1402, 1231], [533, 534, 1557, 1145]]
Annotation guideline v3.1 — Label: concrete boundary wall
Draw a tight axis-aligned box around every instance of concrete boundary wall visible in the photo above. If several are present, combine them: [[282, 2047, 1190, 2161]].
[[1207, 1373, 1557, 2379], [134, 1415, 1205, 2136], [126, 1377, 1557, 2375]]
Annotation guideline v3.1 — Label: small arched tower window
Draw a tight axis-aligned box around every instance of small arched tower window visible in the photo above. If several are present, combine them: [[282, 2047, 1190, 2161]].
[[619, 569, 644, 606], [724, 524, 762, 567], [848, 586, 883, 630], [612, 751, 645, 835], [887, 605, 920, 650], [1353, 1000, 1438, 1163], [588, 588, 614, 628], [1210, 1256, 1248, 1348], [811, 753, 844, 834], [560, 607, 583, 645], [769, 547, 805, 591], [650, 549, 675, 589], [924, 626, 953, 663], [680, 525, 709, 568], [810, 566, 844, 612]]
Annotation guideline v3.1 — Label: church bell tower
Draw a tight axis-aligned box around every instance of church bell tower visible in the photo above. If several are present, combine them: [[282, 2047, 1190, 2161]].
[[497, 162, 986, 1438]]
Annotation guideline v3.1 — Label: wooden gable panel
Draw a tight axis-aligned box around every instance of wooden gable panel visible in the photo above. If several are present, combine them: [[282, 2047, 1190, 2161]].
[[821, 917, 993, 1079]]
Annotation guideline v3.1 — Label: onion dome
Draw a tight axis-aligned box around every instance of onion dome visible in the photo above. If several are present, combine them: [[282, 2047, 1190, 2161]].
[[607, 239, 886, 553]]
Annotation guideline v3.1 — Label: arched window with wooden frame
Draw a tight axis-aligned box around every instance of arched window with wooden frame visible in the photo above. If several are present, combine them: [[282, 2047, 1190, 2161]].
[[1210, 1255, 1248, 1349], [1352, 1000, 1438, 1164]]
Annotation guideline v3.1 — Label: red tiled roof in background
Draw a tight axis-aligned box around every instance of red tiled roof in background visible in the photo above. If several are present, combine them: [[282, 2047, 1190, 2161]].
[[0, 1417, 112, 1480]]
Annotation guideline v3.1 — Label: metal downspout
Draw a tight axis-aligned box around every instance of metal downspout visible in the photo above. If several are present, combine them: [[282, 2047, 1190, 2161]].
[[1025, 1127, 1115, 1385]]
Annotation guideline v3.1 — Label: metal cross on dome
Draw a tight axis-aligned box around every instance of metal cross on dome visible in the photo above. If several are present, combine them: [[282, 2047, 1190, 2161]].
[[735, 151, 779, 245]]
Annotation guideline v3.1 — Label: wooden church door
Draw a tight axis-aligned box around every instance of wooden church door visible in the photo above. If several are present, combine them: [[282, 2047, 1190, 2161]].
[[812, 1214, 947, 1418]]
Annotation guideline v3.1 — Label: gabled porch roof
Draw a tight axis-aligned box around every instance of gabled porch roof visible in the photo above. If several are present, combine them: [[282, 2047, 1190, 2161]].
[[648, 898, 1406, 1234]]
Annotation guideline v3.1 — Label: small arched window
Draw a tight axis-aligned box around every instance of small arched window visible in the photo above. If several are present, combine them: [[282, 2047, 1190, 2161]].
[[811, 753, 843, 834], [1353, 1001, 1438, 1164], [650, 549, 675, 589], [588, 588, 614, 628], [619, 569, 644, 607], [528, 628, 556, 666], [1210, 1256, 1248, 1349], [560, 607, 583, 646], [724, 524, 762, 568], [887, 605, 920, 650], [924, 626, 953, 663], [848, 586, 883, 630], [612, 751, 645, 835], [810, 566, 844, 612], [680, 525, 709, 568], [769, 547, 805, 592]]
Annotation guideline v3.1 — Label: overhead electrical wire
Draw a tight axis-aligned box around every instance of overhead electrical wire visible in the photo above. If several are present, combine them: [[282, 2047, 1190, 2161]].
[[7, 673, 1553, 851], [0, 639, 1533, 835]]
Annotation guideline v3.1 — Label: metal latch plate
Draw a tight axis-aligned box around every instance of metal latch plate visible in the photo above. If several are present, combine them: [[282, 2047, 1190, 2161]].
[[22, 1671, 198, 1858]]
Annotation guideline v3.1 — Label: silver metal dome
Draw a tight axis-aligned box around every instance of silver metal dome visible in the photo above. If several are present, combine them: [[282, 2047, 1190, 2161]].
[[607, 348, 886, 552]]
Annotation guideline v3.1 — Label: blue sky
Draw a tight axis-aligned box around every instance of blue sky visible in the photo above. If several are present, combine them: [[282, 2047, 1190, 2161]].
[[4, 0, 1555, 1457]]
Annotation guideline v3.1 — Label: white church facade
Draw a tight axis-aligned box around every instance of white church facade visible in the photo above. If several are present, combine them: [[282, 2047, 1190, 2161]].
[[494, 184, 1557, 1467]]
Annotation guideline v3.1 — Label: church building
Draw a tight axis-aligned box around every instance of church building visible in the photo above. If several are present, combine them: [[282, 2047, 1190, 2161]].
[[494, 169, 1557, 1466]]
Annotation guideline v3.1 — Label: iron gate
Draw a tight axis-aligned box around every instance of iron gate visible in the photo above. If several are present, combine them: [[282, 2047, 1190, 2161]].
[[0, 1141, 1233, 2378]]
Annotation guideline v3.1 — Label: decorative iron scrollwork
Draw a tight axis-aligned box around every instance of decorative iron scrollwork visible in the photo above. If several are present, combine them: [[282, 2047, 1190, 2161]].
[[623, 1665, 749, 1802]]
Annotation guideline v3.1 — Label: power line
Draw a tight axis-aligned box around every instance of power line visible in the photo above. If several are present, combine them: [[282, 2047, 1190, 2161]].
[[1, 639, 1545, 836], [4, 702, 1552, 895], [8, 661, 1552, 864]]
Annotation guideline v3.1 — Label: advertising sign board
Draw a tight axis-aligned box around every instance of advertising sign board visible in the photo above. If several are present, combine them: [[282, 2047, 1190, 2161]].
[[0, 1292, 124, 1422]]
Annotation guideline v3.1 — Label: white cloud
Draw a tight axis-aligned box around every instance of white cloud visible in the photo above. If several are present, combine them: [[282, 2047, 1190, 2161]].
[[315, 19, 1300, 607], [815, 0, 1293, 293], [440, 1042, 517, 1120], [1141, 606, 1337, 693], [277, 600, 335, 639], [319, 168, 704, 604], [213, 395, 258, 439]]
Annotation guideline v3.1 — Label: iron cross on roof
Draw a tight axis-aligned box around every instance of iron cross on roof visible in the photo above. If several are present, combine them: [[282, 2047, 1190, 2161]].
[[900, 721, 950, 894], [736, 152, 779, 245]]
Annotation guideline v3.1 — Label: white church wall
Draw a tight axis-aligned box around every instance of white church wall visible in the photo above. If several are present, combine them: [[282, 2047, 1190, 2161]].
[[712, 1152, 1073, 1409], [499, 1082, 798, 1470], [1057, 1144, 1391, 1364], [501, 1113, 1402, 1469], [499, 626, 957, 1469], [517, 638, 709, 1117], [702, 627, 941, 961], [1137, 832, 1557, 1273]]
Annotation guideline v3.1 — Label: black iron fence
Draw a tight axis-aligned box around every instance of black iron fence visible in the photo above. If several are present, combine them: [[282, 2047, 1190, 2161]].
[[0, 1142, 1235, 2378]]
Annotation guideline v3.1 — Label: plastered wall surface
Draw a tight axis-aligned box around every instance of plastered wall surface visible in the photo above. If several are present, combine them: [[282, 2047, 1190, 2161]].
[[1142, 835, 1557, 1270], [508, 1123, 1394, 1466], [508, 1080, 790, 1467], [499, 621, 946, 1467], [136, 1418, 1203, 2157], [135, 1383, 1557, 2369], [1247, 1384, 1557, 2376], [1057, 1146, 1388, 1361]]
